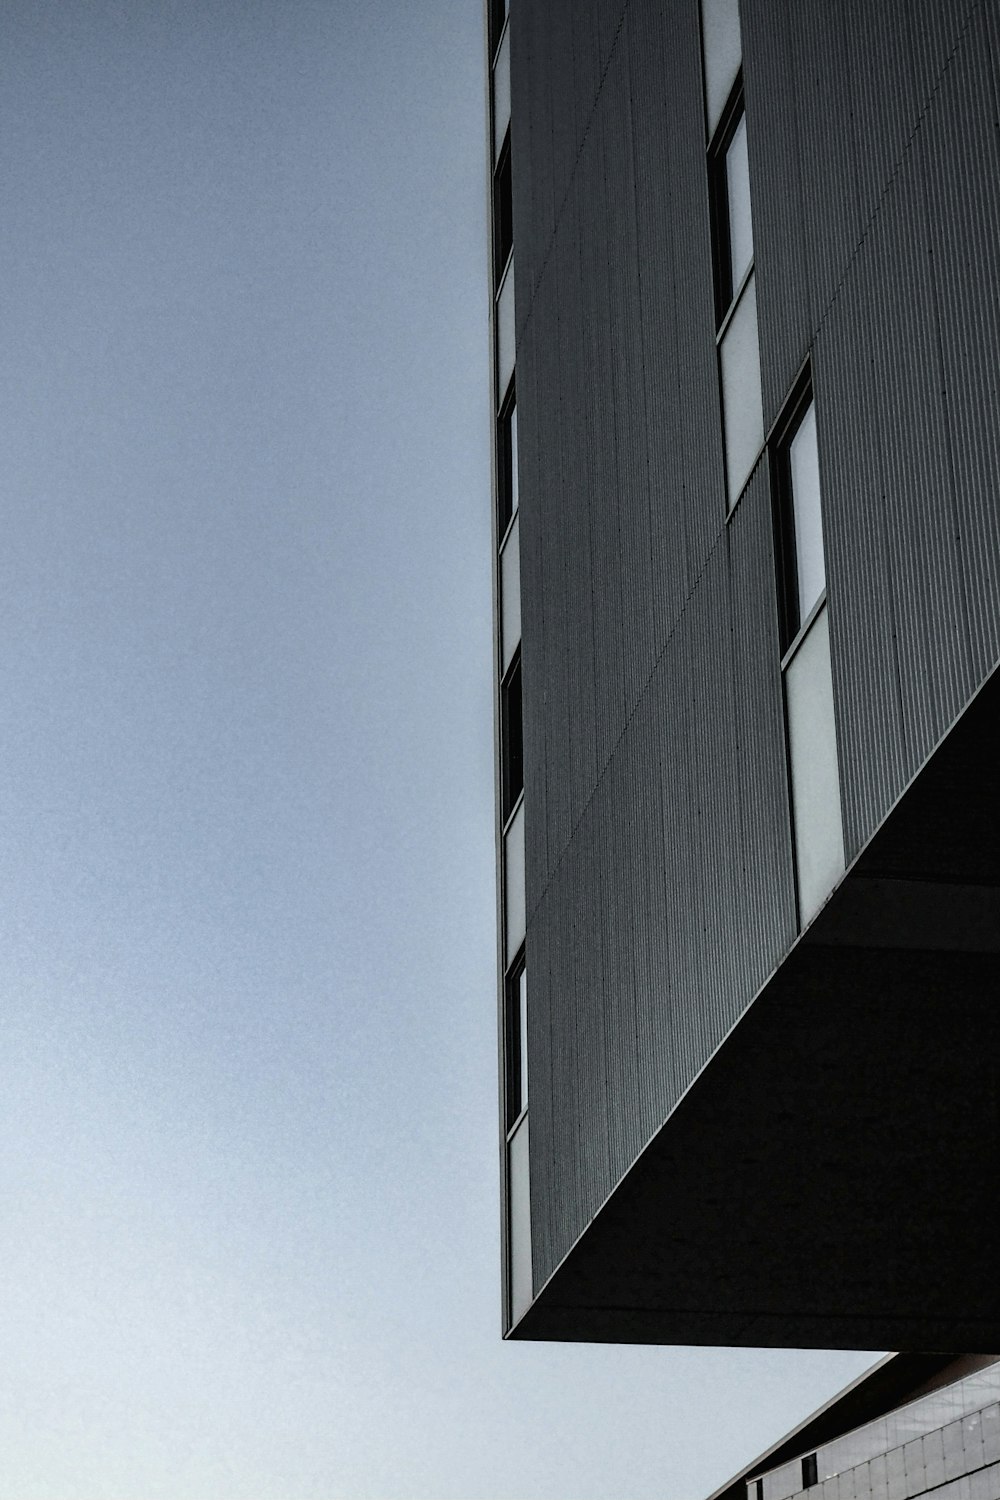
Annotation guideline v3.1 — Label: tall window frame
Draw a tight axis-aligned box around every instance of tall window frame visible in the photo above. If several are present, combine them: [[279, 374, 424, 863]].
[[709, 76, 754, 329], [771, 371, 828, 658], [493, 130, 513, 292], [497, 382, 518, 541], [488, 0, 509, 62], [500, 647, 524, 824], [503, 949, 528, 1136]]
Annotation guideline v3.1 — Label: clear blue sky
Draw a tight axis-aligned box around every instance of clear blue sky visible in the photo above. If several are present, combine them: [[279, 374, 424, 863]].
[[0, 3, 876, 1496]]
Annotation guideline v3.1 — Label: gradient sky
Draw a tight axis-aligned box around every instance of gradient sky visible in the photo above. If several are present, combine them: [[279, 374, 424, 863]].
[[0, 4, 877, 1497]]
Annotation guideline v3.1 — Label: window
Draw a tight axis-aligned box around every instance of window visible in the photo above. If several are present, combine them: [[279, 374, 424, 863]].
[[704, 64, 763, 511], [719, 274, 763, 507], [489, 0, 509, 61], [773, 372, 844, 924], [504, 953, 528, 1132], [500, 649, 523, 822], [710, 82, 753, 325], [493, 134, 513, 288], [701, 0, 742, 136], [497, 388, 518, 539], [774, 387, 826, 648]]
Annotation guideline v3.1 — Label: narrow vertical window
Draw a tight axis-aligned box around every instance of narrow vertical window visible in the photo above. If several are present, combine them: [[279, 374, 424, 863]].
[[787, 401, 826, 631], [773, 373, 844, 925], [497, 389, 518, 539], [724, 110, 752, 302], [500, 650, 523, 822], [701, 0, 742, 135], [710, 87, 753, 322], [489, 0, 509, 60], [493, 134, 513, 289], [775, 389, 827, 646], [704, 63, 763, 510], [504, 955, 528, 1132]]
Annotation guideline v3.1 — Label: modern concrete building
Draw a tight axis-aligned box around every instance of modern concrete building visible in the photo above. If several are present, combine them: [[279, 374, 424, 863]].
[[712, 1355, 1000, 1500], [486, 0, 1000, 1348]]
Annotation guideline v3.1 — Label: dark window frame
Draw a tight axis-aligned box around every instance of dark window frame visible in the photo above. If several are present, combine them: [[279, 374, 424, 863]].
[[493, 130, 513, 291], [488, 0, 509, 63], [497, 381, 517, 542], [504, 948, 527, 1135], [708, 73, 751, 328], [770, 365, 823, 655], [500, 647, 523, 824]]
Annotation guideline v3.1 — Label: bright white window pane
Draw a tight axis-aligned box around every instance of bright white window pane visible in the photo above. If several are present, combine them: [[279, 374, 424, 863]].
[[509, 402, 518, 514], [789, 401, 826, 624], [785, 606, 845, 924], [726, 112, 753, 295], [497, 263, 515, 399], [719, 272, 763, 506], [517, 965, 528, 1115], [500, 515, 521, 674], [701, 0, 742, 135], [493, 25, 510, 163], [504, 800, 525, 967], [508, 1115, 531, 1322]]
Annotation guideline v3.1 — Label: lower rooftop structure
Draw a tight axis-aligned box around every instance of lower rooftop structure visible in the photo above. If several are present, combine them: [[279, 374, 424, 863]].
[[712, 1355, 1000, 1500]]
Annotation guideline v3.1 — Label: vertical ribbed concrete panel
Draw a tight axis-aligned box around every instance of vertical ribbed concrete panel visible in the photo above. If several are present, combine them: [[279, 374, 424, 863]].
[[602, 37, 657, 717], [843, 0, 920, 238], [516, 324, 550, 894], [576, 111, 623, 784], [559, 186, 601, 836], [509, 0, 553, 327], [626, 4, 693, 635], [920, 9, 1000, 686], [547, 0, 578, 228], [786, 0, 861, 337]]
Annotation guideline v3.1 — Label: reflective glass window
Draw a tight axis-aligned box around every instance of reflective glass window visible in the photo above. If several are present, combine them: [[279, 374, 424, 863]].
[[788, 400, 826, 628], [726, 111, 753, 297], [500, 515, 521, 674], [496, 262, 515, 397], [505, 957, 528, 1130], [497, 395, 518, 537], [504, 801, 525, 966], [701, 0, 742, 136], [507, 1113, 531, 1320], [493, 24, 510, 162], [493, 136, 513, 287], [489, 0, 509, 62], [719, 272, 764, 506]]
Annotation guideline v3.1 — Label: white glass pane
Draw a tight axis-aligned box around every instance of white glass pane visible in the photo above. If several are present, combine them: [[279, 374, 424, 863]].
[[500, 514, 521, 674], [508, 1115, 532, 1322], [517, 965, 528, 1115], [719, 273, 763, 506], [726, 112, 753, 294], [701, 0, 742, 135], [496, 263, 515, 400], [504, 800, 525, 966], [785, 607, 845, 924], [789, 401, 826, 623], [509, 401, 518, 514], [493, 24, 510, 163]]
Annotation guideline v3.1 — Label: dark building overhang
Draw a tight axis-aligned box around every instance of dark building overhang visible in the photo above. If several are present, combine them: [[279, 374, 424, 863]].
[[509, 667, 1000, 1349]]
